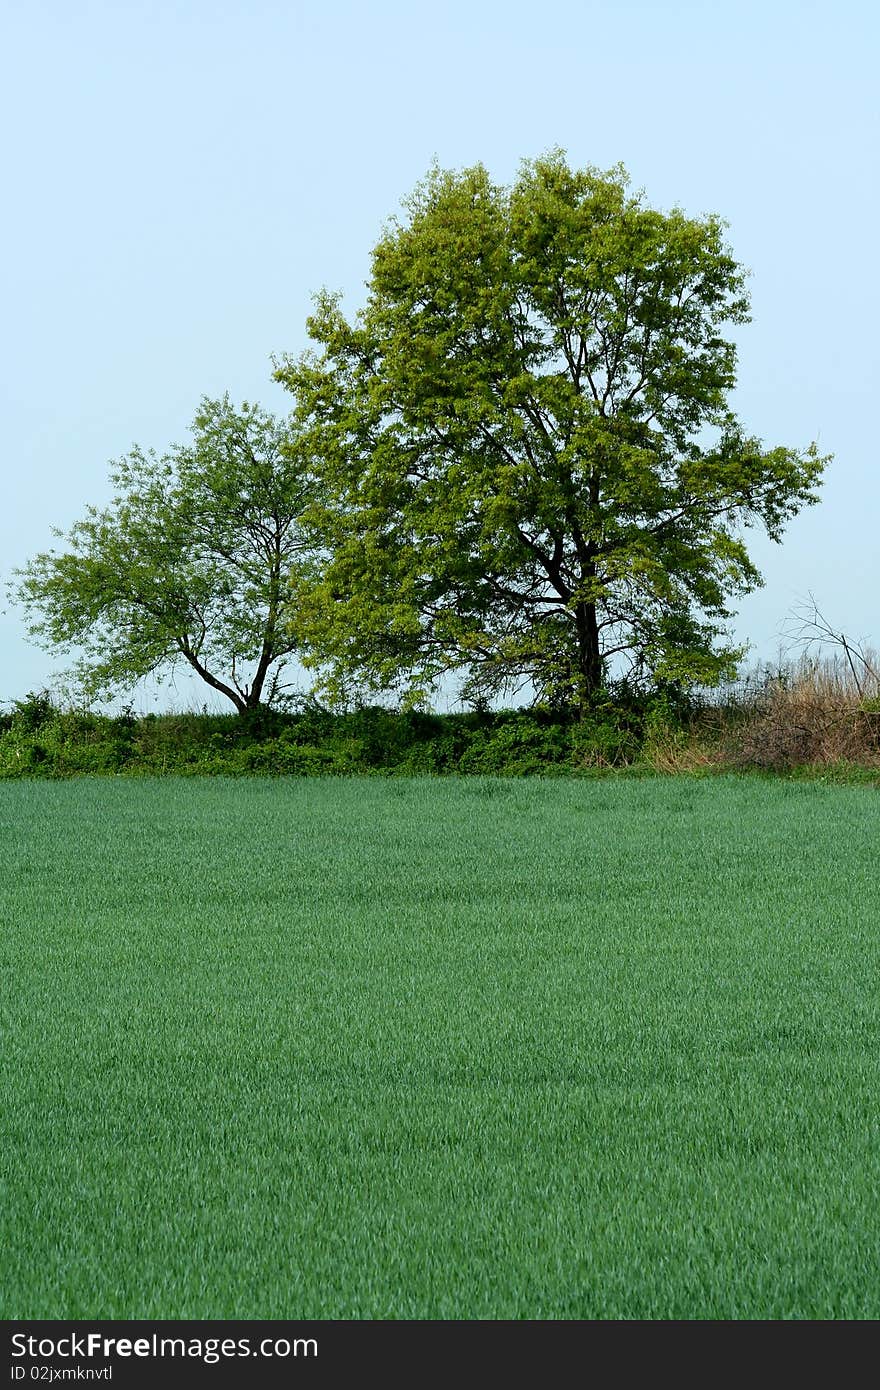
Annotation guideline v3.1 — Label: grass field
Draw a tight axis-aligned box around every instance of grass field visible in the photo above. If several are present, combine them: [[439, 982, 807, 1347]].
[[2, 775, 879, 1319]]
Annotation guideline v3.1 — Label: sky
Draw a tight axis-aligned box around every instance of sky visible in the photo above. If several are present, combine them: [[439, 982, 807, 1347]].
[[2, 0, 877, 710]]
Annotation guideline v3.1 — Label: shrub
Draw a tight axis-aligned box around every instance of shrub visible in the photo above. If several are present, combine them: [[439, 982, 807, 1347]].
[[457, 717, 570, 775], [9, 690, 56, 732], [719, 658, 880, 770], [569, 710, 638, 768]]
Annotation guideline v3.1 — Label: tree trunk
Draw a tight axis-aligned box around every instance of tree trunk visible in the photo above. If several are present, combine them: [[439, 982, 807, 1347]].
[[180, 645, 249, 715], [573, 599, 603, 708], [246, 545, 282, 711]]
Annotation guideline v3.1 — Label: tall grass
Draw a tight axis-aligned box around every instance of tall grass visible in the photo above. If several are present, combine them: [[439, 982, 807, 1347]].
[[706, 654, 880, 771]]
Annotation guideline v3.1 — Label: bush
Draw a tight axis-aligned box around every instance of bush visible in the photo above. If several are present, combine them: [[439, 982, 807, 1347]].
[[9, 690, 56, 732], [713, 658, 880, 771], [457, 717, 570, 775], [569, 709, 638, 768], [2, 670, 878, 780]]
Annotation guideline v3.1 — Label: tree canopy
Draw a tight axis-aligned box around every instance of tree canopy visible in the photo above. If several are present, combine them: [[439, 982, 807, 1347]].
[[275, 153, 828, 709], [14, 396, 314, 712]]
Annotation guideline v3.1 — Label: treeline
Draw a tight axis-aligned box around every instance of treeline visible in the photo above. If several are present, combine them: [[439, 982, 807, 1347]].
[[3, 669, 878, 780], [10, 155, 829, 722]]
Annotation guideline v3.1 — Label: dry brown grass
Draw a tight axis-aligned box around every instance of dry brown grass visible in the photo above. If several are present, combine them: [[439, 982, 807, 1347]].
[[643, 728, 720, 774], [709, 654, 880, 770]]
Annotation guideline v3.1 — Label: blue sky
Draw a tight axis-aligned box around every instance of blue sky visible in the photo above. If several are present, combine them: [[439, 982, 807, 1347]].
[[2, 0, 877, 709]]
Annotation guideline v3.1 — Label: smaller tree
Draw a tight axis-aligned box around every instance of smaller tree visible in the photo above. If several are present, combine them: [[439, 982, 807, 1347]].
[[13, 396, 314, 713]]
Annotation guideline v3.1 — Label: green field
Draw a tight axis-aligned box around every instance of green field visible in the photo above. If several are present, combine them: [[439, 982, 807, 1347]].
[[2, 775, 878, 1319]]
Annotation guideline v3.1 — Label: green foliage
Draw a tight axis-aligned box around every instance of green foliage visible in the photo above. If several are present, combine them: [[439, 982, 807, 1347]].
[[275, 152, 828, 710], [1, 689, 874, 781], [0, 700, 634, 778], [569, 708, 639, 768], [457, 716, 571, 775], [12, 397, 316, 713], [6, 689, 57, 732]]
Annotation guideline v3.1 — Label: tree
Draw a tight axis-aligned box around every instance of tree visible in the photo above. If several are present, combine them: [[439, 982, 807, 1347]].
[[275, 153, 828, 710], [14, 396, 315, 713]]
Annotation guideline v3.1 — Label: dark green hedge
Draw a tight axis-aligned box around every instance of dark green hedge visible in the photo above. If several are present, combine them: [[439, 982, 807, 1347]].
[[0, 695, 645, 778]]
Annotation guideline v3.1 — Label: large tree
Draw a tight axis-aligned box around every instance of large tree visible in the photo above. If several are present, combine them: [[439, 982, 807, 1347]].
[[276, 154, 828, 709], [14, 396, 314, 712]]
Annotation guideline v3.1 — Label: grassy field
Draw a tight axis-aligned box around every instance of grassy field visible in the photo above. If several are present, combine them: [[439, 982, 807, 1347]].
[[1, 775, 879, 1319]]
